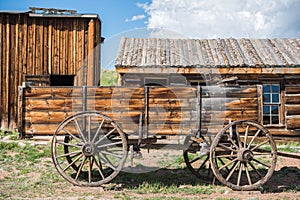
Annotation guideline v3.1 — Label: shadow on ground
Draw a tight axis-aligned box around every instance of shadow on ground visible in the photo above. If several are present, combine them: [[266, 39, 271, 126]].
[[110, 166, 300, 193]]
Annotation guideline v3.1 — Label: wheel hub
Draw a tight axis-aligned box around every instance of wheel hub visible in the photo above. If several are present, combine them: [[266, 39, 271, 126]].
[[82, 142, 96, 157], [237, 148, 254, 162]]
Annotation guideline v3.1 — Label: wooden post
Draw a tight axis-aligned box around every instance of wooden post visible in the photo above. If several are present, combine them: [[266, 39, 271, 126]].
[[257, 85, 263, 124], [87, 19, 95, 86], [17, 86, 24, 138]]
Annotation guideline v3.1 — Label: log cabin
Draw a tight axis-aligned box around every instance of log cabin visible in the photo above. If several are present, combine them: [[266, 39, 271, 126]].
[[0, 8, 102, 129], [115, 37, 300, 140]]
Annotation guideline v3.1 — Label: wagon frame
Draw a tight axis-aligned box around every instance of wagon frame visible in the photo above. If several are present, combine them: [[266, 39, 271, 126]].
[[19, 83, 289, 191]]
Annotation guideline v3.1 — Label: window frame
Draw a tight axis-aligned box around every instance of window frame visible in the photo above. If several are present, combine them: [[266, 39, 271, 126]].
[[261, 81, 285, 127]]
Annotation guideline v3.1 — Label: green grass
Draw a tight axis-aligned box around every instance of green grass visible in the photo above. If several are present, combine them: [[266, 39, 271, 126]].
[[0, 130, 19, 140], [100, 69, 118, 86]]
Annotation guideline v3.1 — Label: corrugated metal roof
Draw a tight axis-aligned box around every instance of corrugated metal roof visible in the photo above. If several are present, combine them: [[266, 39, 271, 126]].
[[115, 37, 300, 68]]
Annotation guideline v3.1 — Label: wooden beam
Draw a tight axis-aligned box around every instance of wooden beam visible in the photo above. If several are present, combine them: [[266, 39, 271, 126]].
[[87, 19, 95, 86]]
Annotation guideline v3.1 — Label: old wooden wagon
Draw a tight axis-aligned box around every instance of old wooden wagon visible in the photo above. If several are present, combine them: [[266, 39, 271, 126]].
[[18, 37, 300, 191]]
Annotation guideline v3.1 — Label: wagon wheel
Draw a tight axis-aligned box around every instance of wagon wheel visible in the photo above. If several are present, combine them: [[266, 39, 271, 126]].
[[183, 136, 214, 181], [210, 120, 277, 190], [51, 111, 128, 187]]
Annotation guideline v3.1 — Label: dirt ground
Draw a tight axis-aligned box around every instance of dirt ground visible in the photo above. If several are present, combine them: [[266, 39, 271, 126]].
[[49, 156, 300, 200], [1, 138, 300, 200]]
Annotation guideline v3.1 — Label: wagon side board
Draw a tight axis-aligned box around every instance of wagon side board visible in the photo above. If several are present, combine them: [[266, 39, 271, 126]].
[[18, 85, 300, 139]]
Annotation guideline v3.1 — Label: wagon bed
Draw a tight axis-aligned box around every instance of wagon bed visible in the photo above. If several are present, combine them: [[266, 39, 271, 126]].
[[18, 85, 280, 190]]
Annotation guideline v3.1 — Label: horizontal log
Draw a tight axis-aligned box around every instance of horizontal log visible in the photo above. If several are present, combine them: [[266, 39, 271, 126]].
[[285, 95, 300, 104], [268, 128, 300, 137], [201, 86, 257, 98], [87, 99, 144, 111], [286, 116, 300, 129], [24, 87, 83, 98], [286, 105, 300, 115], [25, 99, 75, 110], [285, 86, 300, 94], [25, 111, 74, 123]]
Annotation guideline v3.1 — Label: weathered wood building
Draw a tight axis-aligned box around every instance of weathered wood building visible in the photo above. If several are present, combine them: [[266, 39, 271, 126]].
[[0, 8, 102, 129], [115, 37, 300, 139]]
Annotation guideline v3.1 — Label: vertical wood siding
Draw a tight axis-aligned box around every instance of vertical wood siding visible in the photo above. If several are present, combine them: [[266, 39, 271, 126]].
[[0, 13, 101, 129]]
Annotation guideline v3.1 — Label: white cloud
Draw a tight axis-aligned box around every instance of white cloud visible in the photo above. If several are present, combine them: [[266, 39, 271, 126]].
[[125, 14, 146, 22], [139, 0, 300, 38]]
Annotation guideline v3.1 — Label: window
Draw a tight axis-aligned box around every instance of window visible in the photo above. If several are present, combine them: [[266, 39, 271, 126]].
[[263, 84, 280, 125], [50, 75, 75, 86]]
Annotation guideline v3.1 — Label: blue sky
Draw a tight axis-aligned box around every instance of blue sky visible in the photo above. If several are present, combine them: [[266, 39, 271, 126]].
[[1, 0, 299, 39], [0, 0, 149, 38]]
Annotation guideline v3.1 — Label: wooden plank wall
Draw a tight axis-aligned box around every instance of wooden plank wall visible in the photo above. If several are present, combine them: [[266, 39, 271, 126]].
[[0, 13, 101, 129], [20, 86, 259, 137]]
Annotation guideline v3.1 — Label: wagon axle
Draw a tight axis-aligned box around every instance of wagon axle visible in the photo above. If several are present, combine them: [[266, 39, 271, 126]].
[[237, 148, 254, 162], [82, 142, 96, 157]]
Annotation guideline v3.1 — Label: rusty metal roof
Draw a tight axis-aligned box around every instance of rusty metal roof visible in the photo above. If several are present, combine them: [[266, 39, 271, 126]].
[[115, 37, 300, 68]]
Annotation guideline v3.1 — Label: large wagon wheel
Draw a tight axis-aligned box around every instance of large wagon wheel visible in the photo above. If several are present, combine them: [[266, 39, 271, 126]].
[[183, 136, 214, 181], [51, 111, 128, 187], [210, 120, 277, 190]]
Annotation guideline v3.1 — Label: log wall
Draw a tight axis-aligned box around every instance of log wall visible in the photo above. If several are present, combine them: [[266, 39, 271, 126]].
[[285, 85, 300, 129], [0, 12, 102, 129], [19, 85, 259, 137]]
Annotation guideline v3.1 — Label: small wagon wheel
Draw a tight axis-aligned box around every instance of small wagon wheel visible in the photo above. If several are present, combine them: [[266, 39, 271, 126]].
[[51, 111, 128, 187], [210, 120, 277, 190], [183, 136, 214, 181]]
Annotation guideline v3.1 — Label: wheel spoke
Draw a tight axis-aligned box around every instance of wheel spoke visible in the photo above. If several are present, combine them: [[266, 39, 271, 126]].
[[98, 141, 123, 149], [253, 152, 272, 156], [98, 152, 116, 170], [225, 161, 240, 181], [250, 139, 270, 151], [218, 157, 230, 172], [219, 157, 239, 171], [62, 128, 82, 143], [244, 125, 249, 148], [95, 128, 117, 145], [57, 141, 81, 148], [74, 118, 87, 143], [196, 156, 209, 173], [248, 161, 263, 178], [237, 162, 243, 186], [235, 125, 242, 148], [88, 156, 92, 183], [226, 137, 239, 150], [63, 153, 83, 172], [93, 155, 105, 180], [245, 163, 252, 185], [101, 150, 124, 158], [88, 115, 91, 142], [218, 143, 238, 152], [92, 119, 105, 143], [247, 129, 261, 148], [189, 157, 201, 164], [75, 156, 87, 181], [56, 150, 82, 158], [252, 158, 271, 168], [215, 154, 237, 158]]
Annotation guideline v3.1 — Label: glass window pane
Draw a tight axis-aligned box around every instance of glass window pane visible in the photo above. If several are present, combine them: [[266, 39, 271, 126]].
[[263, 116, 270, 125], [272, 94, 280, 103], [271, 116, 279, 124], [271, 106, 278, 114], [264, 94, 271, 103], [263, 106, 270, 114], [263, 84, 270, 93], [272, 84, 280, 93]]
